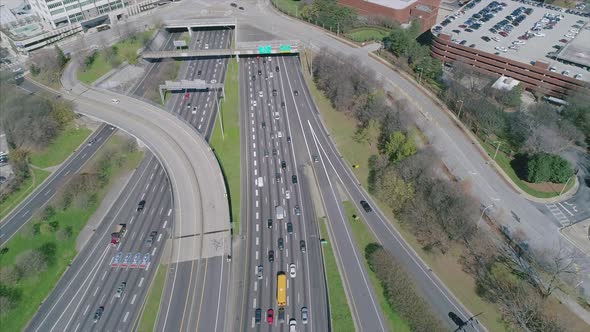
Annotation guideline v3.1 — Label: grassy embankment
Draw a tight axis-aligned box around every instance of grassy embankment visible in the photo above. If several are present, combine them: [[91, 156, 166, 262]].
[[345, 27, 391, 43], [0, 135, 144, 331], [209, 59, 241, 234], [77, 30, 154, 84], [0, 125, 91, 220]]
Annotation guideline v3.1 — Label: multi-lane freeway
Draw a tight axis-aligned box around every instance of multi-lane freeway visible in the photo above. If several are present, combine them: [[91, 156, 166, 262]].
[[26, 155, 172, 332], [238, 55, 330, 331], [0, 122, 114, 247]]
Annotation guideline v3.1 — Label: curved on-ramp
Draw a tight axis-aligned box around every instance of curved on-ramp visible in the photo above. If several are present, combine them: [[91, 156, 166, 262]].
[[62, 62, 230, 263]]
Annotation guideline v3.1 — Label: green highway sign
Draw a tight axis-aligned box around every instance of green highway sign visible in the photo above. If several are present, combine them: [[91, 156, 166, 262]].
[[279, 44, 292, 53], [258, 45, 272, 54]]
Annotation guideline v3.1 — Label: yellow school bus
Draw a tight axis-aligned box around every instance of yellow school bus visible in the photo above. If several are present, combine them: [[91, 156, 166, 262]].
[[277, 272, 287, 307]]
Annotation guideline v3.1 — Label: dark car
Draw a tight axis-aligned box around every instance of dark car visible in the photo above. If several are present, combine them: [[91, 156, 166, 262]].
[[481, 36, 491, 42], [281, 161, 287, 169], [292, 175, 297, 184], [278, 307, 286, 323], [276, 66, 280, 72], [252, 75, 256, 81], [300, 240, 306, 253], [146, 231, 157, 246], [276, 173, 281, 182], [255, 308, 262, 325], [268, 250, 274, 262], [137, 200, 146, 211], [287, 222, 293, 234], [267, 219, 273, 229], [258, 70, 262, 76], [281, 101, 285, 108], [239, 6, 244, 10], [93, 306, 104, 323], [360, 200, 372, 212], [230, 2, 237, 7], [262, 121, 266, 129], [272, 89, 277, 96], [294, 90, 299, 96], [278, 237, 284, 250], [197, 70, 202, 76]]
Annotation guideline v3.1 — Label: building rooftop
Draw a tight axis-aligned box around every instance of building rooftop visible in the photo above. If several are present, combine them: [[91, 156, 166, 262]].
[[433, 0, 590, 82], [556, 26, 590, 68], [367, 0, 418, 10]]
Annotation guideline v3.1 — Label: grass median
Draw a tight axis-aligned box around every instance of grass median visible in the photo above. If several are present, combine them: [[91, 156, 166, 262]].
[[0, 134, 143, 331], [210, 59, 241, 234], [29, 125, 92, 169], [317, 217, 355, 332], [137, 264, 167, 331], [342, 201, 411, 332], [271, 0, 303, 17]]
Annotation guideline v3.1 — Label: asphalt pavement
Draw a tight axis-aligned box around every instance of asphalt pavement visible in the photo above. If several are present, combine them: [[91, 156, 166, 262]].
[[153, 28, 233, 332], [26, 155, 172, 332], [236, 55, 329, 331], [0, 123, 114, 247]]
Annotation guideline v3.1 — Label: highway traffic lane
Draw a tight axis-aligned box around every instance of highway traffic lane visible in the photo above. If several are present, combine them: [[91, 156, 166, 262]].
[[241, 56, 320, 331], [25, 154, 156, 332], [282, 56, 478, 330], [275, 55, 388, 332], [49, 157, 169, 332], [0, 124, 114, 246], [79, 161, 172, 331]]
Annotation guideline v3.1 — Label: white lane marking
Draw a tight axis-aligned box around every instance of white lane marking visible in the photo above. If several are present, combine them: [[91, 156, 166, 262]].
[[157, 233, 162, 242], [159, 207, 163, 215], [64, 170, 70, 176], [129, 216, 135, 225], [150, 172, 154, 180], [255, 251, 259, 260], [162, 220, 168, 228], [256, 237, 259, 245], [252, 318, 255, 328], [74, 323, 80, 332], [93, 287, 99, 297], [151, 247, 157, 256], [167, 209, 172, 216], [254, 281, 258, 291], [83, 304, 89, 315], [145, 183, 150, 190], [123, 311, 130, 322], [253, 298, 256, 308], [255, 189, 258, 197], [45, 189, 52, 196], [22, 209, 30, 217], [138, 277, 145, 287], [286, 249, 289, 257], [160, 185, 164, 193], [255, 212, 259, 220], [255, 200, 259, 208], [558, 202, 575, 216], [254, 169, 257, 176], [254, 160, 257, 167], [131, 231, 136, 240], [141, 193, 146, 200], [256, 224, 259, 232], [101, 270, 107, 280], [131, 294, 137, 305]]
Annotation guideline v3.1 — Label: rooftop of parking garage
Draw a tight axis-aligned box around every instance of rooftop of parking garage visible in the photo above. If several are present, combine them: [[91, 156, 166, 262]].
[[433, 0, 590, 82]]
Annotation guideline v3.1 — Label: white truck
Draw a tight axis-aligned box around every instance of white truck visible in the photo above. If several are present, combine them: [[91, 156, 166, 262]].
[[276, 206, 285, 220]]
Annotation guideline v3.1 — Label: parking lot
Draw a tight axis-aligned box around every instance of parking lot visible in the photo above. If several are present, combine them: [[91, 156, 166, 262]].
[[434, 0, 590, 82]]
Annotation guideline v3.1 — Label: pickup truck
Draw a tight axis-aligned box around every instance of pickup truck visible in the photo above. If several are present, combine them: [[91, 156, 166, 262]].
[[111, 224, 127, 245]]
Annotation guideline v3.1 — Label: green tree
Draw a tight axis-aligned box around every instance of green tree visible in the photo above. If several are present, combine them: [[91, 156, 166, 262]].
[[374, 167, 415, 213], [382, 131, 416, 162], [526, 153, 573, 183]]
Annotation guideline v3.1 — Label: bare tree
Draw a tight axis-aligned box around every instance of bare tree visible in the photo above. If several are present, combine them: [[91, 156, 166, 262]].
[[535, 241, 581, 298]]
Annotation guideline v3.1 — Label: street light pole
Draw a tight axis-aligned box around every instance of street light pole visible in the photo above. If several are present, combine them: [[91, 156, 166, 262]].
[[457, 99, 464, 119], [477, 204, 494, 229], [417, 67, 423, 84], [493, 141, 502, 160], [559, 175, 573, 196]]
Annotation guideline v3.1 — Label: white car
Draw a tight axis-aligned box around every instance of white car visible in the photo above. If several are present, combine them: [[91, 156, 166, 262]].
[[257, 265, 263, 279], [562, 70, 570, 76], [269, 72, 273, 78], [549, 66, 557, 72], [111, 99, 120, 104], [289, 318, 297, 332], [494, 46, 507, 52], [289, 263, 296, 278], [259, 91, 263, 98], [211, 79, 217, 84], [285, 190, 291, 199], [204, 44, 209, 49], [533, 32, 545, 37], [252, 100, 257, 106], [574, 74, 583, 79]]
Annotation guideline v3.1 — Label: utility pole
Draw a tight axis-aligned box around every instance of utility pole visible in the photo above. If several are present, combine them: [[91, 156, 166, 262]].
[[215, 90, 225, 140], [477, 204, 494, 229], [457, 99, 464, 119], [337, 22, 340, 36], [417, 67, 423, 84], [559, 175, 573, 196]]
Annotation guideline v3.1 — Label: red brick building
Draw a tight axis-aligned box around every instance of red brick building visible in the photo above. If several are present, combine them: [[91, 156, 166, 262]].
[[431, 33, 588, 97], [339, 0, 441, 32]]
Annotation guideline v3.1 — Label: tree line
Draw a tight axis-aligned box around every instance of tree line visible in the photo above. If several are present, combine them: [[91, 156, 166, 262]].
[[443, 62, 583, 184], [312, 51, 571, 330], [0, 74, 76, 204]]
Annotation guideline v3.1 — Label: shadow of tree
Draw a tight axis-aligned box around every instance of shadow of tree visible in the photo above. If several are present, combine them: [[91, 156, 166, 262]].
[[510, 153, 529, 181]]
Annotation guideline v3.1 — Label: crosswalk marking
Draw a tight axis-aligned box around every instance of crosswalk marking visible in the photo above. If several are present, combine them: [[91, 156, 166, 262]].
[[545, 203, 570, 226]]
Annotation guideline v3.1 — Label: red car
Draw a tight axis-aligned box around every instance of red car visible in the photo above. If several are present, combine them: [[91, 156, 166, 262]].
[[559, 39, 568, 43], [184, 92, 190, 100], [499, 31, 508, 37], [267, 309, 274, 324], [458, 24, 467, 28]]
